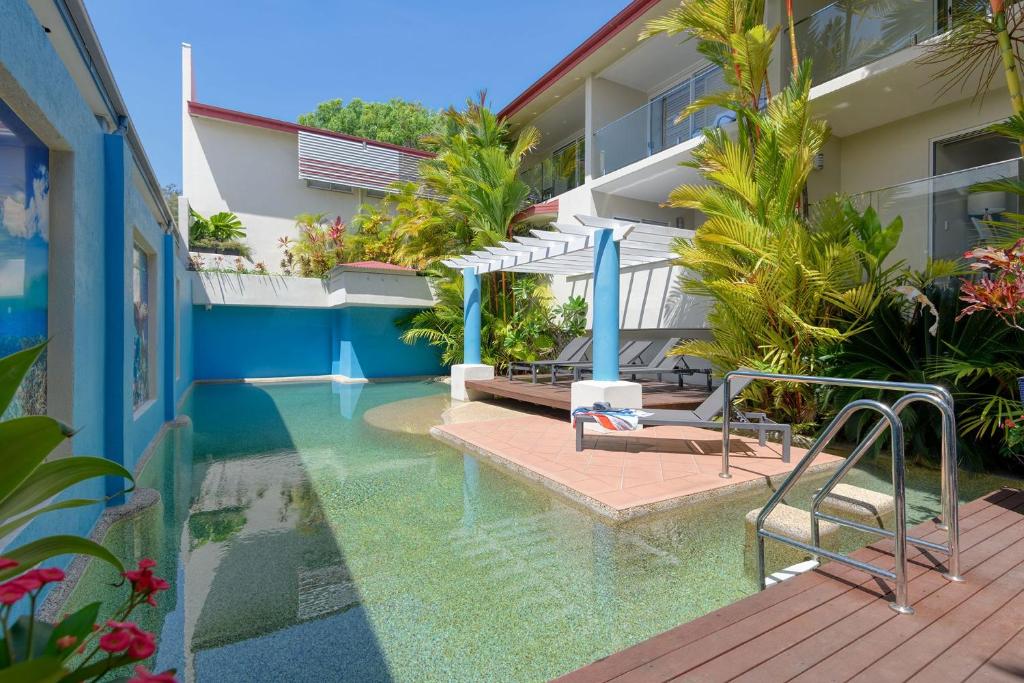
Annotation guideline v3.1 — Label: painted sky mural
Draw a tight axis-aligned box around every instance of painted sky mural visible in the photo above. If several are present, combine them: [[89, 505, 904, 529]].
[[0, 99, 49, 417]]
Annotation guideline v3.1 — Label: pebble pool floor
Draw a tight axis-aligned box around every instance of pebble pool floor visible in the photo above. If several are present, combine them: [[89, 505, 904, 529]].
[[60, 381, 1023, 682]]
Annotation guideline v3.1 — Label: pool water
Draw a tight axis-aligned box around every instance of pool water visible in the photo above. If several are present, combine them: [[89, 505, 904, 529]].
[[61, 381, 1022, 682]]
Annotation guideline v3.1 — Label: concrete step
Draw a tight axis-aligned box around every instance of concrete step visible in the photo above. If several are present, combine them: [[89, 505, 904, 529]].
[[744, 503, 839, 577], [819, 483, 896, 530]]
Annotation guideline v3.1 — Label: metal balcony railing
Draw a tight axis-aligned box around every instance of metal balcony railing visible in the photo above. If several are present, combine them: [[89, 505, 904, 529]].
[[520, 136, 585, 203]]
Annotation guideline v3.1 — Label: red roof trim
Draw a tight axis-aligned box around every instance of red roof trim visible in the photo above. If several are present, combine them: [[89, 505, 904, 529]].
[[343, 260, 415, 271], [188, 101, 435, 158], [514, 199, 559, 222], [497, 0, 662, 120]]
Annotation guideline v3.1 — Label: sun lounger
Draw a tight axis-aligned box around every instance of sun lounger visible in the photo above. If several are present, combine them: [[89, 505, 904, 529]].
[[507, 336, 591, 383], [578, 338, 713, 390], [551, 340, 653, 383], [573, 373, 790, 461]]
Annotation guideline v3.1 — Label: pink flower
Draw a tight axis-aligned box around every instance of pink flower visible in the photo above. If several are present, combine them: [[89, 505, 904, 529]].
[[128, 665, 177, 683], [127, 630, 156, 660], [99, 627, 133, 653], [0, 558, 17, 571]]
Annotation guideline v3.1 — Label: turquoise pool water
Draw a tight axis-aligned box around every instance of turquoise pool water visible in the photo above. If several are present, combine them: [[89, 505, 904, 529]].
[[61, 381, 1022, 682]]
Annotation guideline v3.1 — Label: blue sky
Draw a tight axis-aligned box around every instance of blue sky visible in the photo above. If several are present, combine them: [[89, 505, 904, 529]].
[[86, 0, 628, 188]]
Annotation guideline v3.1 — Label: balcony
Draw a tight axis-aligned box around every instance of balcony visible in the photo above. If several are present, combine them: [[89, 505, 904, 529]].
[[853, 158, 1022, 268], [787, 0, 941, 87], [520, 136, 585, 203], [593, 65, 730, 179]]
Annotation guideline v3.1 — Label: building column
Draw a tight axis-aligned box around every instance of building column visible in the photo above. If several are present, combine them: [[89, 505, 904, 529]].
[[570, 228, 641, 424], [451, 267, 493, 401], [103, 132, 130, 502]]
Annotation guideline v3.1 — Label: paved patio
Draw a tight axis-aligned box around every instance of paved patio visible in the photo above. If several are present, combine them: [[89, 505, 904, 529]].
[[431, 413, 843, 521]]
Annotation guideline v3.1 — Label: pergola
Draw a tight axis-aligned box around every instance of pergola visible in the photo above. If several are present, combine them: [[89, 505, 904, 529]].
[[444, 215, 692, 384]]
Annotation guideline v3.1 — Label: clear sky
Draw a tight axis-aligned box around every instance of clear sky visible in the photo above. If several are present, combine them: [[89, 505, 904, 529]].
[[86, 0, 629, 189]]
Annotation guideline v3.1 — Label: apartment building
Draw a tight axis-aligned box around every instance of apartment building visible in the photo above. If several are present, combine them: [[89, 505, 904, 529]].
[[503, 0, 1016, 328], [181, 45, 434, 269]]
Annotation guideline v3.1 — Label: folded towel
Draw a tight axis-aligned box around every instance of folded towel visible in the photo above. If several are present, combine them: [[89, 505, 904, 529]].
[[571, 404, 652, 431]]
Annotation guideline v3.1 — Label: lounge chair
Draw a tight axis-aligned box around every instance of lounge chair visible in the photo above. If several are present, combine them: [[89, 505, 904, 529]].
[[552, 340, 653, 383], [573, 374, 790, 461], [507, 336, 591, 383], [578, 338, 713, 391]]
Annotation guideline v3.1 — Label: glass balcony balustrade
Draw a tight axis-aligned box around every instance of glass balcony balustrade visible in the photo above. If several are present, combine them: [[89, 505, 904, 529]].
[[520, 136, 586, 203], [852, 158, 1022, 265], [785, 0, 942, 86], [593, 66, 731, 178]]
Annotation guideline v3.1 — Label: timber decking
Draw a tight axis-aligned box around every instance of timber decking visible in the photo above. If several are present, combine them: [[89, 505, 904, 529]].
[[558, 488, 1024, 682], [465, 378, 707, 411]]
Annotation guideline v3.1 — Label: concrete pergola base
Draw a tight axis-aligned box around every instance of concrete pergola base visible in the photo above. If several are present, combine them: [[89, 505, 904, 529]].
[[571, 379, 642, 433], [451, 363, 494, 401]]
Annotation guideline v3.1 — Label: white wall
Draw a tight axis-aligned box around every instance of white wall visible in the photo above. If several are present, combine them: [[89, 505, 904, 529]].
[[182, 115, 376, 269]]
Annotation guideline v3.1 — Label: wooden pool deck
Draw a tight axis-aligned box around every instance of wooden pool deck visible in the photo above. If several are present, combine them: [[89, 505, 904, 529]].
[[557, 488, 1024, 682], [465, 377, 708, 411]]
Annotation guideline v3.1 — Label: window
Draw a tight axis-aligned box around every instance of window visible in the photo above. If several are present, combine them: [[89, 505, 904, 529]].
[[0, 99, 49, 418], [132, 241, 155, 409], [305, 179, 353, 194], [649, 66, 729, 154]]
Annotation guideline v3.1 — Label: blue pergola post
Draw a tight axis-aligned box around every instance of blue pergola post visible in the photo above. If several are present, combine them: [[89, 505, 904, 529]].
[[463, 267, 482, 365], [591, 228, 620, 381]]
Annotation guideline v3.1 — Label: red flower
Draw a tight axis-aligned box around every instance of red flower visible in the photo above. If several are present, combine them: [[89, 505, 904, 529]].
[[100, 621, 156, 660], [34, 567, 65, 583], [128, 665, 177, 683], [123, 559, 170, 606], [0, 580, 29, 605], [0, 558, 17, 571]]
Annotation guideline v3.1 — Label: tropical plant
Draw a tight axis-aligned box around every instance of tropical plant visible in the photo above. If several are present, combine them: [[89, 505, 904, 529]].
[[187, 209, 249, 258], [297, 98, 443, 151], [348, 202, 404, 264], [279, 214, 347, 278], [400, 267, 587, 371], [919, 0, 1024, 154], [0, 343, 178, 680]]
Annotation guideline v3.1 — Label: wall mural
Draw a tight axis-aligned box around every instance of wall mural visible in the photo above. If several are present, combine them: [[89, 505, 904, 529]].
[[0, 99, 49, 418], [132, 243, 150, 408]]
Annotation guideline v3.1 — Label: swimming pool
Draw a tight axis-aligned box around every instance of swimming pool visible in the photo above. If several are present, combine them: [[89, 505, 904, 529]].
[[59, 381, 1021, 682]]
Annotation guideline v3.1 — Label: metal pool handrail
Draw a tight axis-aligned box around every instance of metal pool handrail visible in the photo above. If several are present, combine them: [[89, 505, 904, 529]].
[[721, 370, 961, 614]]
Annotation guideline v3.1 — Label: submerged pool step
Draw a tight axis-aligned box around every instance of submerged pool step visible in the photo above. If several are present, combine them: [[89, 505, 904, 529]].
[[818, 483, 896, 530]]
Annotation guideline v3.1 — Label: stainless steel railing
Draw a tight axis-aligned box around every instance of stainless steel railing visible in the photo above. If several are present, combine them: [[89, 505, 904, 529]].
[[720, 370, 962, 614]]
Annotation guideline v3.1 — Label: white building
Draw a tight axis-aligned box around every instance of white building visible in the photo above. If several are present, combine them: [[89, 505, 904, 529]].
[[500, 0, 1017, 329], [180, 44, 433, 269]]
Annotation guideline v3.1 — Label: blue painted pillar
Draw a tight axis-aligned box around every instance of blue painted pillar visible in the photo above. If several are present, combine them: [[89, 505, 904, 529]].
[[162, 232, 176, 421], [103, 133, 129, 502], [463, 267, 482, 365], [591, 228, 620, 381]]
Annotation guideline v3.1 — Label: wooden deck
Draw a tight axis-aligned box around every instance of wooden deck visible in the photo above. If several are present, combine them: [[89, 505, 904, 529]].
[[466, 378, 708, 411], [558, 488, 1024, 682]]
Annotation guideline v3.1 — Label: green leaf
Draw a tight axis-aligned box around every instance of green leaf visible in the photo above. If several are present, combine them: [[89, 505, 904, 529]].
[[0, 456, 134, 530], [0, 655, 66, 683], [0, 417, 73, 506], [0, 343, 46, 416], [9, 614, 54, 661], [0, 536, 124, 581], [0, 499, 101, 540], [61, 654, 135, 683], [44, 602, 101, 659]]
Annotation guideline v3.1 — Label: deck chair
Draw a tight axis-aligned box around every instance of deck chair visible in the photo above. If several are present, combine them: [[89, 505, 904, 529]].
[[579, 338, 713, 391], [507, 336, 591, 383], [552, 340, 653, 384], [574, 373, 790, 462]]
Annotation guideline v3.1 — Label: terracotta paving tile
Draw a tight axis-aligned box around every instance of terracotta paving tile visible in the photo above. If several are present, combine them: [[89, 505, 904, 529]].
[[434, 412, 840, 520]]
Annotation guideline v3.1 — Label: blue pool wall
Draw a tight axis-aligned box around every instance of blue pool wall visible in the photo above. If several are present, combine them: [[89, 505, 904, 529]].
[[193, 305, 443, 380], [1, 0, 195, 588]]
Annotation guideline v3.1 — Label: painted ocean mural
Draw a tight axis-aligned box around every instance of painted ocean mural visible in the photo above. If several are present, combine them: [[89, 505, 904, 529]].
[[0, 99, 49, 418]]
